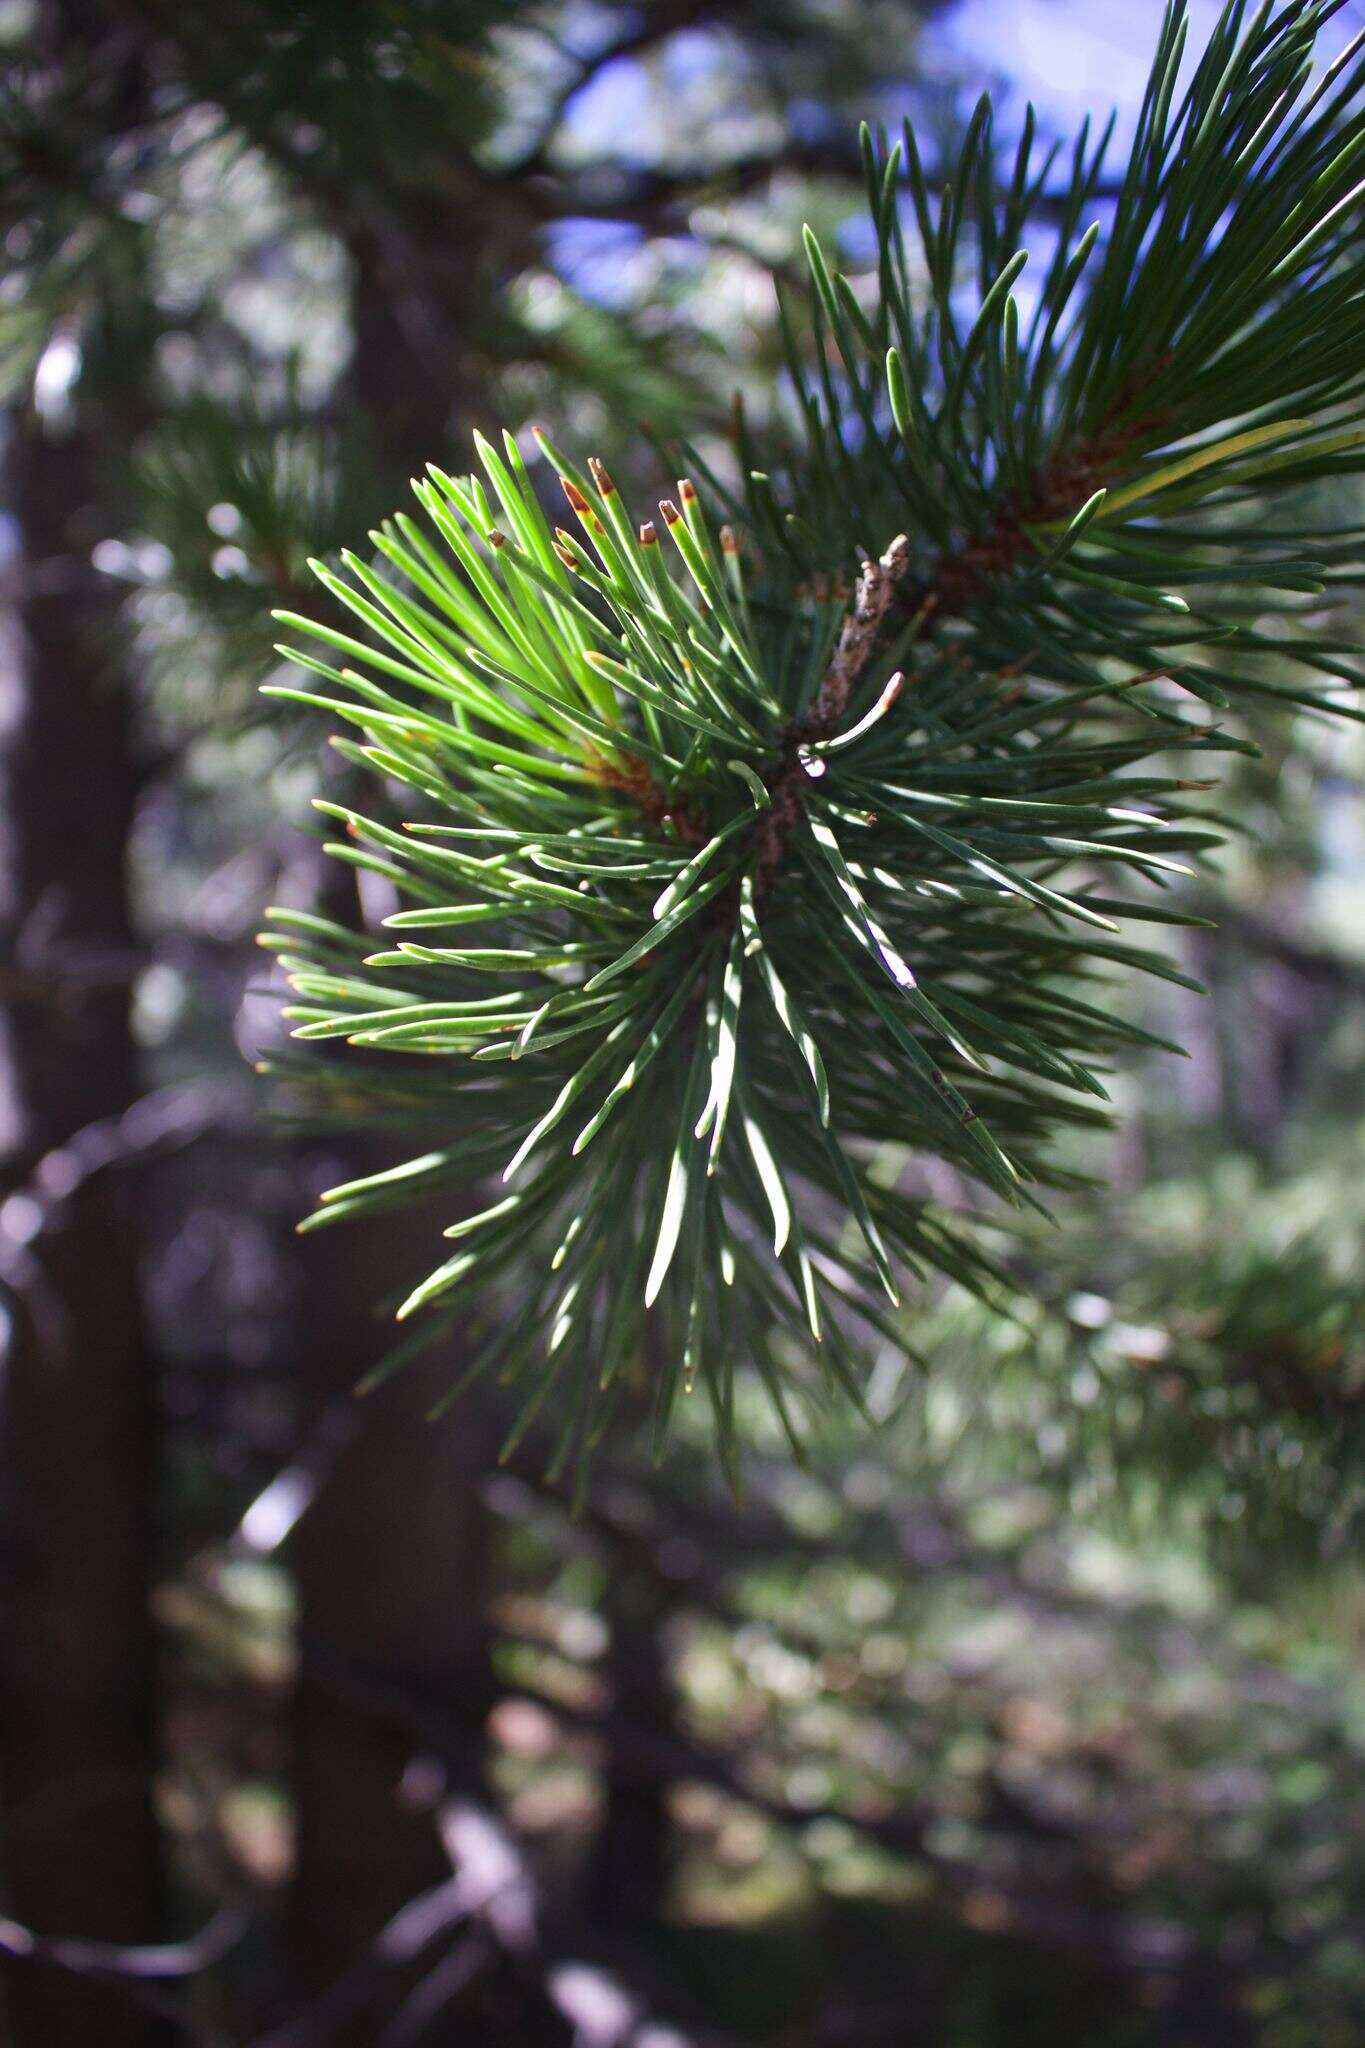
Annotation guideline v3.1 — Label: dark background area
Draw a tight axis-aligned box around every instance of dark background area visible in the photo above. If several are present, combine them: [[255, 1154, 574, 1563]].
[[1, 2, 1364, 2043]]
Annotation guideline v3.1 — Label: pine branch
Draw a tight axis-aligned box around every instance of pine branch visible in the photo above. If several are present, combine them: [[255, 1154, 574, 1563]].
[[754, 533, 913, 890], [262, 0, 1365, 1473], [810, 533, 914, 731]]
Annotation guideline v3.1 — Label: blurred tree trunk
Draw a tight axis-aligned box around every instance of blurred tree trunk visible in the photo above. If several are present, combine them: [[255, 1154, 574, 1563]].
[[585, 1383, 685, 1933], [0, 411, 162, 2045], [285, 262, 500, 2027], [289, 1177, 498, 2006], [588, 1573, 677, 1933]]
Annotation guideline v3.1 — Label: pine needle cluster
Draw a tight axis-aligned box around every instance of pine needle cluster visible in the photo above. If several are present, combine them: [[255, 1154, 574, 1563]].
[[263, 0, 1365, 1476]]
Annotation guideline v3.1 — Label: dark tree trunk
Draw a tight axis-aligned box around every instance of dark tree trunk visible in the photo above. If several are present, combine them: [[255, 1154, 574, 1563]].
[[288, 1186, 498, 2017], [0, 412, 162, 2045], [587, 1575, 678, 1934], [282, 260, 500, 2031]]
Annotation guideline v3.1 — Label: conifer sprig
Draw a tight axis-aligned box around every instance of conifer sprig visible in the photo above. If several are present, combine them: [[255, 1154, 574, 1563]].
[[263, 0, 1365, 1476]]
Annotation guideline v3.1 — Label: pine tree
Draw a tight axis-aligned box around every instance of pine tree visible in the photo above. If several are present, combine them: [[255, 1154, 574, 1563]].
[[266, 0, 1365, 1480]]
